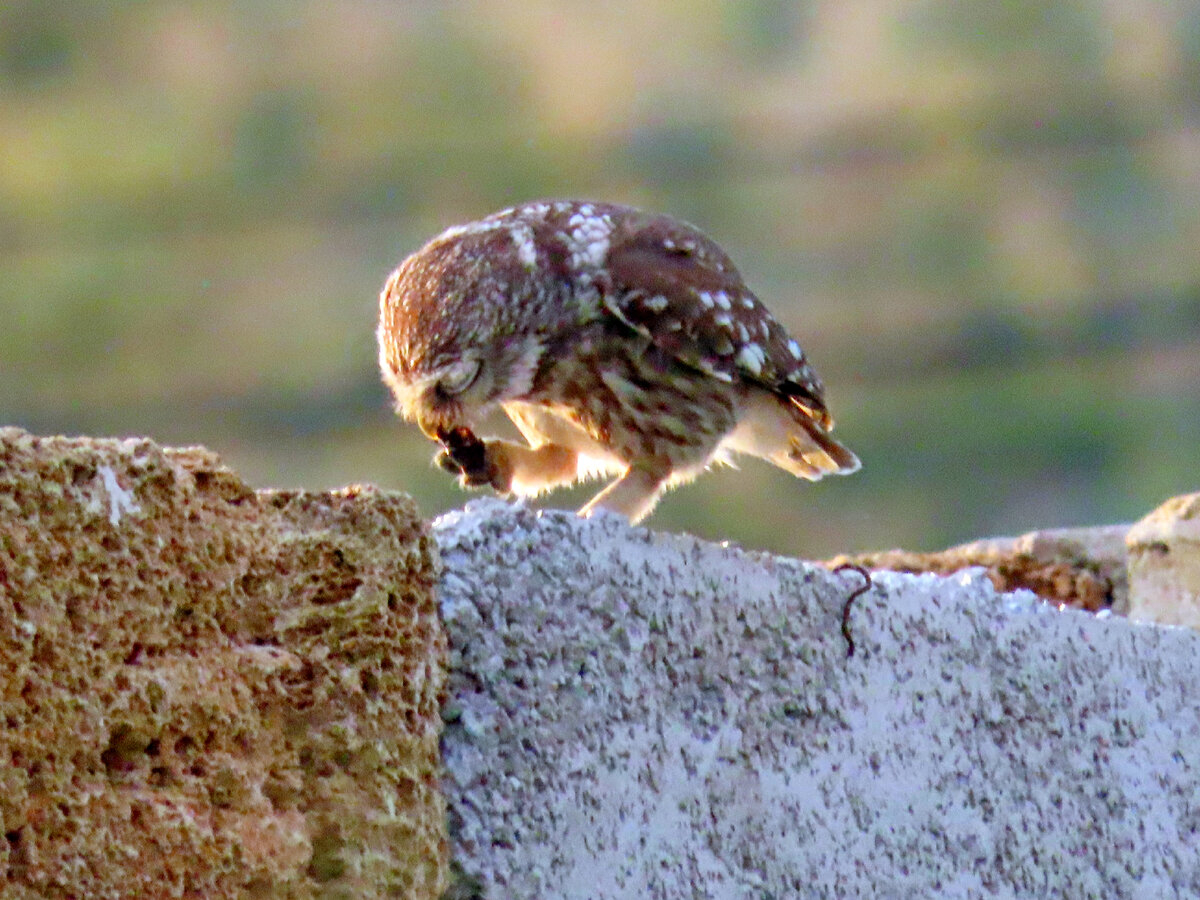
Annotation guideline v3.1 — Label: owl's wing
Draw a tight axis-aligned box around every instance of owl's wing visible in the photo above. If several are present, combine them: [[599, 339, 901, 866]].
[[600, 212, 833, 428]]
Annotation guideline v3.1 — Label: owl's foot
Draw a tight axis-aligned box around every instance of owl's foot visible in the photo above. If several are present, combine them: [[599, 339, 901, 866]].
[[435, 428, 585, 499], [434, 426, 513, 492]]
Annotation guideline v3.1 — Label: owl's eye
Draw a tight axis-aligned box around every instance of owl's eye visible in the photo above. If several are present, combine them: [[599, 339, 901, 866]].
[[437, 359, 481, 397]]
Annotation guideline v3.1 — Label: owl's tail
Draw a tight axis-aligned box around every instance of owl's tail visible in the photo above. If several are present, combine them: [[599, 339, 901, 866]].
[[778, 411, 860, 481], [724, 393, 861, 481]]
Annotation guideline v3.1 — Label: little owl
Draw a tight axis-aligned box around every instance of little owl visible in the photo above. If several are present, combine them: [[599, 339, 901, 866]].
[[377, 200, 859, 524]]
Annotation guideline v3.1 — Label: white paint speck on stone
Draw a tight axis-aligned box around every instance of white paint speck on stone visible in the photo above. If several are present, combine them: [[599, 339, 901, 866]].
[[99, 465, 139, 526], [435, 500, 1200, 899]]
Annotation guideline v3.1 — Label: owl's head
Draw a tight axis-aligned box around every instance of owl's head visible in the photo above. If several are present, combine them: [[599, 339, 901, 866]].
[[377, 220, 551, 439]]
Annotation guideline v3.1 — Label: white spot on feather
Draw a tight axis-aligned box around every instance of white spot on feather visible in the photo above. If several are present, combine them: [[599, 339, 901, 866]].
[[565, 211, 612, 270], [787, 339, 803, 359], [434, 219, 505, 243], [714, 292, 732, 311], [510, 223, 538, 269], [643, 295, 670, 312], [736, 343, 767, 376]]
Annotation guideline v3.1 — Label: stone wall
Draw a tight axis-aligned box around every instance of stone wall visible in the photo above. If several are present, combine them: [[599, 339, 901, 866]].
[[0, 430, 446, 899], [1128, 492, 1200, 627]]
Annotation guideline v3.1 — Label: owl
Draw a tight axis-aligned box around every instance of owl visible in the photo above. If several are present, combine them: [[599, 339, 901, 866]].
[[377, 200, 859, 524]]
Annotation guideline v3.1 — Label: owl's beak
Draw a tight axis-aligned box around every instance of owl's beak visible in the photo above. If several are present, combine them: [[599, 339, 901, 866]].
[[409, 385, 474, 443], [416, 415, 442, 442]]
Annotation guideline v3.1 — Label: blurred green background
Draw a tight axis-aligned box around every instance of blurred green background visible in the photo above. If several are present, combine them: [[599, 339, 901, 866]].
[[2, 0, 1198, 557]]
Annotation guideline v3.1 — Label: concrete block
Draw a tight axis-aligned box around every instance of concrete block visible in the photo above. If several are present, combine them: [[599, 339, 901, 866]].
[[437, 500, 1200, 899]]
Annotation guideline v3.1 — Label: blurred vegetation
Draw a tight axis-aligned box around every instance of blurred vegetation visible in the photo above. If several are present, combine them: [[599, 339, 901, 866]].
[[2, 0, 1198, 557]]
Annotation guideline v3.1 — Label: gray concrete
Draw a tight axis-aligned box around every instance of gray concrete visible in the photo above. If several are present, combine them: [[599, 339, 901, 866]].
[[435, 500, 1200, 899]]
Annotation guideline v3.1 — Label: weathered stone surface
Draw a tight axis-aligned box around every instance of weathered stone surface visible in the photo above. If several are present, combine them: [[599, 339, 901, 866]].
[[0, 429, 446, 899], [829, 523, 1130, 612], [436, 500, 1200, 899], [1127, 492, 1200, 627]]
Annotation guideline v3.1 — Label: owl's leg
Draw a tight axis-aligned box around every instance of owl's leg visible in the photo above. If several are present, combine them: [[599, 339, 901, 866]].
[[493, 440, 580, 496], [437, 430, 578, 497], [579, 465, 667, 524]]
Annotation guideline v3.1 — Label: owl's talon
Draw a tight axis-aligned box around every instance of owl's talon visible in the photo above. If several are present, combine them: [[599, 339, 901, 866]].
[[434, 449, 466, 475], [436, 426, 487, 475], [433, 430, 512, 493], [433, 448, 493, 489]]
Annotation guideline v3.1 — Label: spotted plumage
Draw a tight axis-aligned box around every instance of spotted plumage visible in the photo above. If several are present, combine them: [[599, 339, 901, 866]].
[[377, 200, 859, 523]]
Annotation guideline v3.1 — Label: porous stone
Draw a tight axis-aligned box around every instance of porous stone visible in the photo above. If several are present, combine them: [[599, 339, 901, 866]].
[[0, 428, 446, 899], [830, 523, 1130, 612], [436, 499, 1200, 899], [1127, 491, 1200, 627]]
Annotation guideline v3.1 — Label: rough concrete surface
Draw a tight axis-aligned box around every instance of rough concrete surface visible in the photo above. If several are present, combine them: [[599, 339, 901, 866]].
[[0, 429, 446, 899], [436, 500, 1200, 900], [1128, 492, 1200, 628]]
